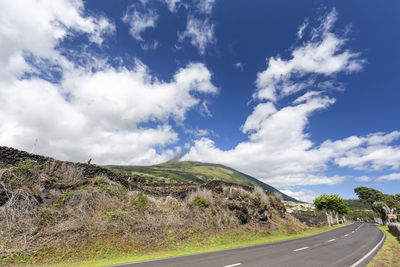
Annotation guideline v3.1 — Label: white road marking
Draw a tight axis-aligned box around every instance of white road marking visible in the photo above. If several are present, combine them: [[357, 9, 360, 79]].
[[224, 263, 242, 267], [327, 239, 336, 242], [344, 234, 349, 237], [293, 246, 309, 252], [352, 231, 355, 233], [349, 226, 386, 267]]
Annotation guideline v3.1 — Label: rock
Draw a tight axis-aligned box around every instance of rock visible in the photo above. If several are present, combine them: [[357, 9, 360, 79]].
[[259, 210, 269, 221], [388, 223, 400, 236]]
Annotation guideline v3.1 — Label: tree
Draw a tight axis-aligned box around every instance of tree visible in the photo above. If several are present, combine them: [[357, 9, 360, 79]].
[[314, 194, 349, 226], [372, 201, 390, 225], [354, 187, 383, 207], [382, 194, 400, 210]]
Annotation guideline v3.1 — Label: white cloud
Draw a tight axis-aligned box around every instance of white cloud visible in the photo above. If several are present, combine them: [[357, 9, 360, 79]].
[[297, 19, 309, 39], [141, 40, 159, 50], [280, 189, 319, 203], [122, 7, 158, 41], [0, 0, 218, 165], [164, 0, 182, 12], [354, 176, 373, 182], [378, 173, 400, 181], [234, 62, 244, 72], [0, 0, 114, 82], [255, 9, 365, 102], [179, 16, 215, 55], [330, 132, 400, 171], [196, 0, 216, 14], [182, 10, 397, 187]]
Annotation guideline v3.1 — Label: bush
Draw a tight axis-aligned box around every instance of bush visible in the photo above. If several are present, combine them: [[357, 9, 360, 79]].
[[11, 159, 39, 178], [61, 188, 73, 204], [192, 196, 209, 209], [132, 192, 149, 213], [186, 188, 214, 205], [260, 202, 268, 211]]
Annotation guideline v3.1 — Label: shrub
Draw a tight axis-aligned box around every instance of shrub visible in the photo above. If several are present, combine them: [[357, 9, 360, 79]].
[[61, 188, 73, 204], [11, 159, 39, 178], [103, 211, 123, 220], [186, 188, 214, 205], [132, 192, 149, 213], [269, 194, 276, 203], [192, 196, 209, 209], [260, 202, 268, 211]]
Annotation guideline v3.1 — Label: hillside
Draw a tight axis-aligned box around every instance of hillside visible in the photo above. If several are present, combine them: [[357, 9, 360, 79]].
[[344, 199, 371, 210], [107, 159, 297, 202], [0, 146, 306, 265]]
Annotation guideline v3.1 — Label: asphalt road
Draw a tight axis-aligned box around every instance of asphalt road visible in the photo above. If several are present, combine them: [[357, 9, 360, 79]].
[[112, 222, 385, 267]]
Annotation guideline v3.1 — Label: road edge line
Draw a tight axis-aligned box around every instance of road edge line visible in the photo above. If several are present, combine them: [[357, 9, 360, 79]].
[[108, 223, 356, 267], [348, 225, 386, 267]]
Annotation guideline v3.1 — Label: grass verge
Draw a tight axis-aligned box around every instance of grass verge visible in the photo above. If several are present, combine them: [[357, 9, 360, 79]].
[[29, 223, 350, 267], [367, 225, 400, 267]]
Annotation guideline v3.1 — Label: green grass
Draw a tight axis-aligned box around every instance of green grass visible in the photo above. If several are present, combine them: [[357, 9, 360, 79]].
[[33, 223, 350, 267], [368, 225, 400, 267]]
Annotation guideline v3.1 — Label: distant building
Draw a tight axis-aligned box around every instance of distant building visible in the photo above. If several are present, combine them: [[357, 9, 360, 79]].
[[284, 201, 315, 213]]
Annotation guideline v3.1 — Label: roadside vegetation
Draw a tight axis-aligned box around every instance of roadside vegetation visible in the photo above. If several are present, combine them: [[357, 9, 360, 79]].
[[368, 225, 400, 267], [36, 223, 349, 267], [354, 186, 399, 225], [0, 146, 307, 266]]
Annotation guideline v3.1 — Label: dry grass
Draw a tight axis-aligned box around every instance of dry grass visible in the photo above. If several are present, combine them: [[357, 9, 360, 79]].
[[0, 160, 306, 266], [253, 186, 269, 203], [186, 188, 214, 205]]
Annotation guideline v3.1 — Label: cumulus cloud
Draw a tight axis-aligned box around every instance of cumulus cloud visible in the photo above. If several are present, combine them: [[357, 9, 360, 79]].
[[179, 16, 215, 55], [0, 0, 114, 82], [182, 9, 391, 187], [122, 7, 158, 41], [255, 9, 365, 102], [0, 0, 218, 165], [280, 189, 319, 203]]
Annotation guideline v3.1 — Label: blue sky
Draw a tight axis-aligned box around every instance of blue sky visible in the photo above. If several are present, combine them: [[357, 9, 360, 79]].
[[1, 0, 399, 202]]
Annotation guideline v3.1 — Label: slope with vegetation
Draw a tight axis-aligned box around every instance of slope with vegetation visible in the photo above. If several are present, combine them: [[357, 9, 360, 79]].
[[0, 146, 306, 265], [107, 157, 297, 202]]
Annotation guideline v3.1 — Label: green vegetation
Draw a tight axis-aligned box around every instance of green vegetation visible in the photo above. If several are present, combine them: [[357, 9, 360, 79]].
[[191, 196, 209, 209], [106, 159, 297, 201], [344, 199, 371, 210], [19, 224, 350, 267], [354, 186, 400, 224], [346, 210, 375, 221], [61, 188, 73, 204], [10, 159, 39, 178], [132, 192, 149, 213], [314, 194, 349, 226], [368, 225, 400, 267], [354, 186, 400, 211]]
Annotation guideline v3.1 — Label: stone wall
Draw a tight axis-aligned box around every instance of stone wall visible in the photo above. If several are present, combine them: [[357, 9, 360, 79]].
[[388, 223, 400, 236]]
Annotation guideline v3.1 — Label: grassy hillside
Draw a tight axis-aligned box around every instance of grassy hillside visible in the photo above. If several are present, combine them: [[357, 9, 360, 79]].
[[107, 159, 297, 202]]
